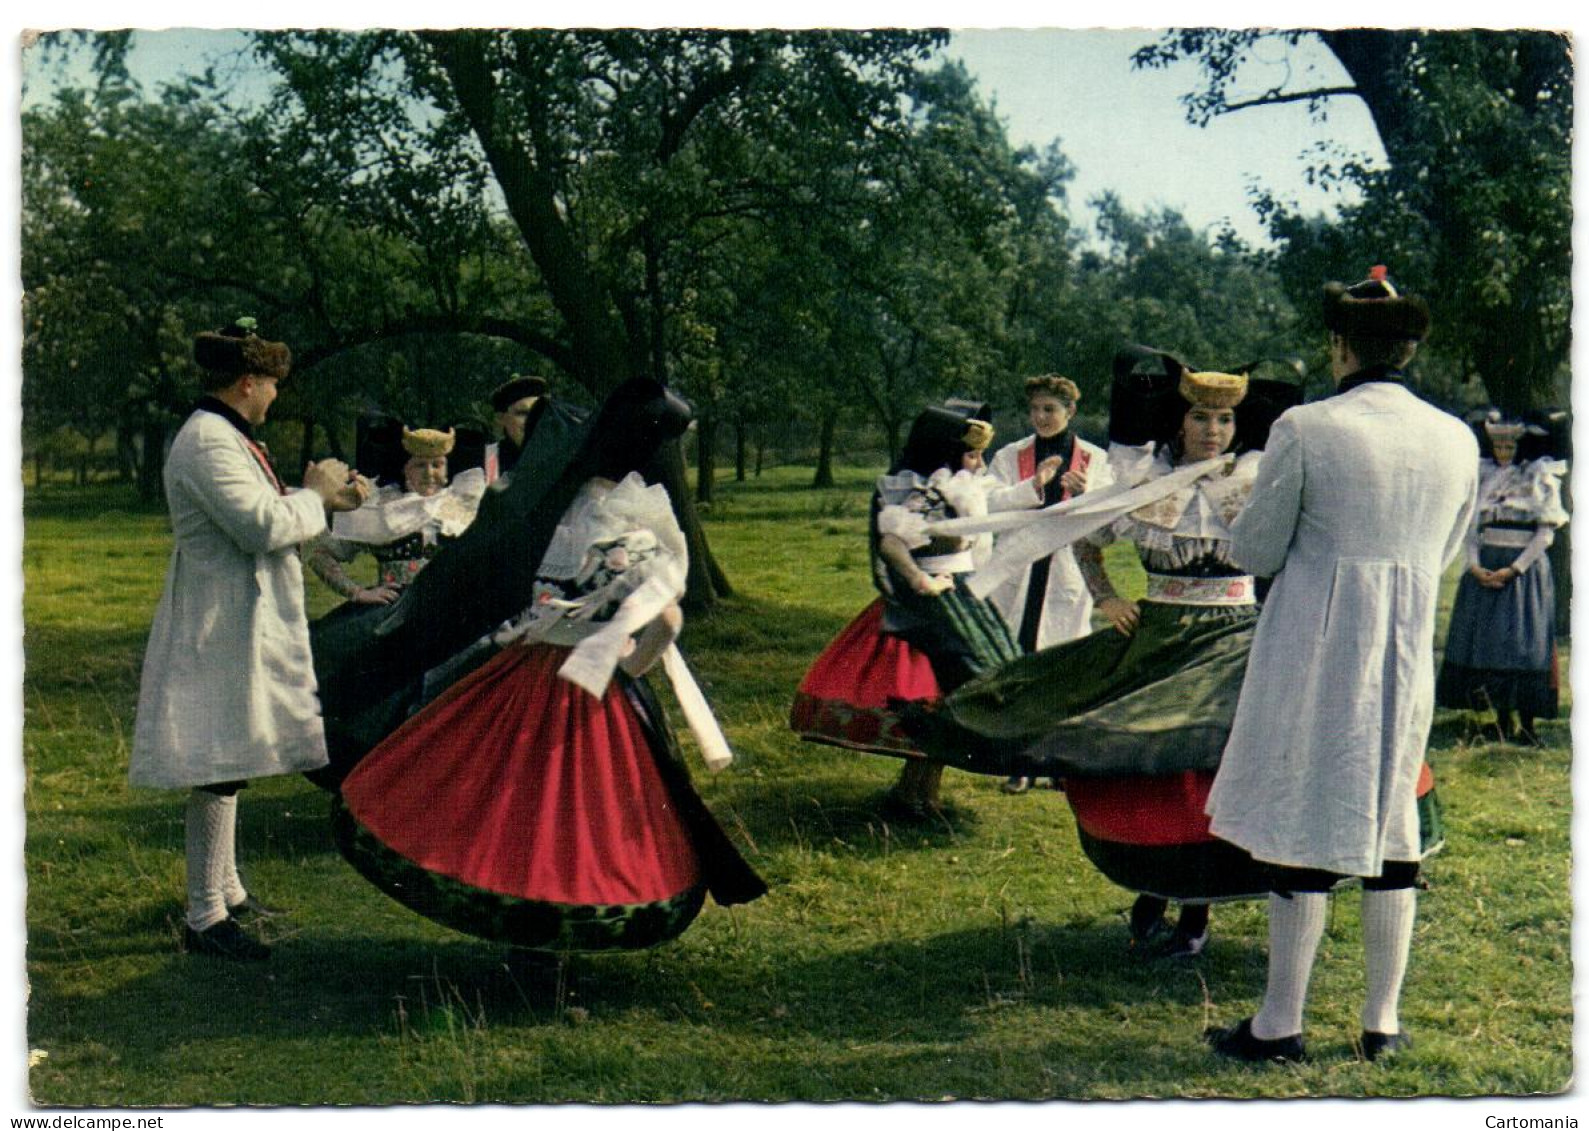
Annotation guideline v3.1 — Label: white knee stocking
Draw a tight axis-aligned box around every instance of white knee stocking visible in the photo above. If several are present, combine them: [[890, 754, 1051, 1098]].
[[185, 790, 237, 931], [219, 798, 248, 909], [1361, 887, 1417, 1034], [1251, 892, 1328, 1040]]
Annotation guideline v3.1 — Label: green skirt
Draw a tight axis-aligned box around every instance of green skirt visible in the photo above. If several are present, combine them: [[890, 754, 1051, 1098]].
[[903, 601, 1257, 779]]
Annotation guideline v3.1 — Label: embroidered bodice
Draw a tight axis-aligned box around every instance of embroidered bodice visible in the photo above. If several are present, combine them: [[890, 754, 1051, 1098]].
[[1475, 458, 1568, 530], [308, 468, 488, 598], [1465, 456, 1568, 572], [1090, 444, 1259, 576], [874, 467, 1006, 575]]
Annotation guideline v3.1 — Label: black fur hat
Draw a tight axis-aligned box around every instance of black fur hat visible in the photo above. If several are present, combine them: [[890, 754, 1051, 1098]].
[[490, 374, 550, 412], [193, 317, 292, 389], [1322, 266, 1431, 343]]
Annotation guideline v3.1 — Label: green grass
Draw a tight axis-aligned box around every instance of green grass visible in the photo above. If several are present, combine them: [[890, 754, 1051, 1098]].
[[20, 469, 1573, 1103]]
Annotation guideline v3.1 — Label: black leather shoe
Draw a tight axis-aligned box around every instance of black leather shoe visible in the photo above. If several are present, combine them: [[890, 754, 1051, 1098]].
[[227, 894, 287, 921], [1205, 1018, 1306, 1064], [1359, 1029, 1412, 1062], [184, 918, 271, 961]]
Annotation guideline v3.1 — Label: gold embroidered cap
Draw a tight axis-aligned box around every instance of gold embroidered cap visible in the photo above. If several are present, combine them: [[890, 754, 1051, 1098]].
[[1179, 371, 1248, 410], [962, 419, 995, 451], [402, 426, 457, 458]]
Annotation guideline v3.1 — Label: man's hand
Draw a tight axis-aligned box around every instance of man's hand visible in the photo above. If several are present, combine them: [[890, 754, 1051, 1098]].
[[304, 461, 368, 512]]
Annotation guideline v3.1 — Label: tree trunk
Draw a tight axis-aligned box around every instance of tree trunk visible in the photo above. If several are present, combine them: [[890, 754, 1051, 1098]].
[[734, 420, 747, 482], [695, 412, 717, 506], [755, 440, 764, 477], [116, 425, 138, 483], [137, 421, 167, 503], [812, 408, 838, 488], [298, 415, 317, 473], [655, 440, 731, 612]]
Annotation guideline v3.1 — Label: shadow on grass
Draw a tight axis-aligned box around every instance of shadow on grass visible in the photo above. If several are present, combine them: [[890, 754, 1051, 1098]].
[[29, 911, 1257, 1065], [77, 790, 345, 864], [713, 775, 986, 856]]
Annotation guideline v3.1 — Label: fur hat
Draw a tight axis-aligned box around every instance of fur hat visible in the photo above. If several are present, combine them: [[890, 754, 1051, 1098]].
[[1322, 265, 1431, 342], [490, 374, 549, 412], [193, 317, 292, 388], [402, 427, 457, 459]]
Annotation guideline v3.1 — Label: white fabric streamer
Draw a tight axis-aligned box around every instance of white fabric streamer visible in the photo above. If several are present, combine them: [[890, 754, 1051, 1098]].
[[920, 456, 1234, 600], [660, 645, 734, 772]]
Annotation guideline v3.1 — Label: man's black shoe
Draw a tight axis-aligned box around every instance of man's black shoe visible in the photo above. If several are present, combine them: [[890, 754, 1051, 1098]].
[[227, 894, 287, 921], [1359, 1029, 1412, 1062], [183, 918, 271, 961], [1205, 1018, 1306, 1064]]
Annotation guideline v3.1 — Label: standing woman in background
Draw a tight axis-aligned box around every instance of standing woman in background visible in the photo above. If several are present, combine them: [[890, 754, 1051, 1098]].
[[1437, 411, 1568, 743], [986, 374, 1113, 794]]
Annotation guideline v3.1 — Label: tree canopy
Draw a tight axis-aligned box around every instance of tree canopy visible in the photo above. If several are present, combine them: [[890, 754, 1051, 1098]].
[[1135, 28, 1572, 411]]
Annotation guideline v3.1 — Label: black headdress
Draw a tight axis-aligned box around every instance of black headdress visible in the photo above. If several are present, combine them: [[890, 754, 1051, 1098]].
[[1519, 407, 1571, 463], [489, 374, 550, 412], [353, 414, 492, 486], [1108, 345, 1302, 454], [892, 400, 994, 477]]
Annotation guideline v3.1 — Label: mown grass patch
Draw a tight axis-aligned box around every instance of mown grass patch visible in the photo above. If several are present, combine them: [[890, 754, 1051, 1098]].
[[20, 471, 1572, 1104]]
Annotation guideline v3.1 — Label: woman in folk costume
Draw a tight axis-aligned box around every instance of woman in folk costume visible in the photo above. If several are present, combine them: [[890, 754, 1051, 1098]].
[[906, 348, 1445, 961], [334, 380, 765, 951], [902, 352, 1287, 956], [305, 423, 490, 789], [790, 401, 1051, 818], [986, 375, 1114, 794], [307, 424, 488, 607], [1436, 410, 1568, 743], [986, 374, 1114, 653]]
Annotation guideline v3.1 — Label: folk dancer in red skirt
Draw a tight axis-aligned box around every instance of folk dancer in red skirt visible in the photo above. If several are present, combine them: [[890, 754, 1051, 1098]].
[[333, 380, 766, 952], [790, 401, 1056, 818]]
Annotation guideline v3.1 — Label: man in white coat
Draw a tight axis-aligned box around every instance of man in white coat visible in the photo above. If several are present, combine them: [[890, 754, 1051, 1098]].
[[1204, 269, 1478, 1063], [130, 318, 366, 961], [987, 374, 1112, 792]]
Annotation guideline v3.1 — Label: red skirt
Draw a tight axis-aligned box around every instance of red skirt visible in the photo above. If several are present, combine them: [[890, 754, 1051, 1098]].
[[342, 644, 701, 909], [789, 599, 941, 757], [1064, 765, 1443, 901]]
